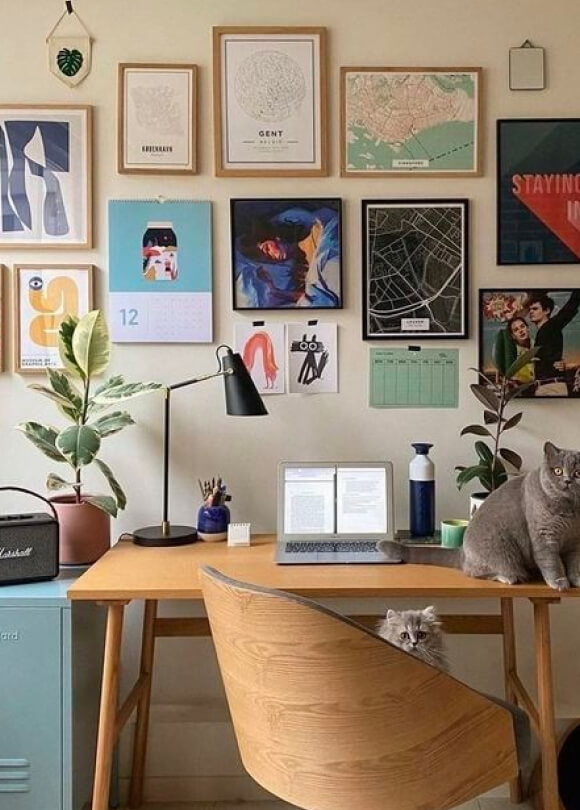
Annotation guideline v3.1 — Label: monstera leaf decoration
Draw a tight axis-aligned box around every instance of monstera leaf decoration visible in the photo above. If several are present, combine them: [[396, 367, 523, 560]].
[[57, 48, 84, 77]]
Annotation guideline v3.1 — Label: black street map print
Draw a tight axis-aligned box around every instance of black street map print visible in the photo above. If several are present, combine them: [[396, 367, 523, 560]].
[[362, 200, 468, 339]]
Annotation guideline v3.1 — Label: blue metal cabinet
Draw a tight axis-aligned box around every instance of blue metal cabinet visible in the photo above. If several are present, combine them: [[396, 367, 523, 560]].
[[0, 571, 104, 810]]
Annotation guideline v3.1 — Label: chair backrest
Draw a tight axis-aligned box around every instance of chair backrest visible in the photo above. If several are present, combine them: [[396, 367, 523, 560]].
[[199, 565, 518, 810]]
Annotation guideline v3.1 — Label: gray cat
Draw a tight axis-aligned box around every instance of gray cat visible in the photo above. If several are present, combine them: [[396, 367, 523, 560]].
[[378, 442, 580, 592], [376, 606, 449, 671]]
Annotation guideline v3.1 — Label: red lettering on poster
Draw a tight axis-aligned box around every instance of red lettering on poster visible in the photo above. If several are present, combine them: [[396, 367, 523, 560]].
[[512, 173, 580, 258]]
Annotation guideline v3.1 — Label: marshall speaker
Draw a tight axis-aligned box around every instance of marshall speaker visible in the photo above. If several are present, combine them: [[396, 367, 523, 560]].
[[0, 486, 59, 585]]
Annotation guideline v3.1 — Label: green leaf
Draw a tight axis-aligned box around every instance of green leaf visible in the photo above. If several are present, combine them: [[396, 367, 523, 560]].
[[90, 411, 135, 438], [502, 412, 523, 431], [505, 380, 536, 401], [490, 458, 508, 489], [92, 380, 163, 404], [46, 473, 75, 491], [483, 410, 500, 425], [56, 425, 101, 467], [94, 375, 125, 397], [72, 310, 111, 378], [460, 424, 492, 437], [505, 347, 538, 381], [46, 368, 83, 413], [59, 316, 84, 379], [499, 448, 523, 471], [470, 383, 500, 412], [85, 495, 118, 518], [456, 464, 490, 491], [27, 384, 78, 411], [15, 422, 66, 463], [94, 458, 127, 510], [475, 440, 494, 464], [491, 328, 514, 377]]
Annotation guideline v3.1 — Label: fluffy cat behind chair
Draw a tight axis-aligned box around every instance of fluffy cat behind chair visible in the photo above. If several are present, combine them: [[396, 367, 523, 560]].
[[376, 606, 449, 671], [378, 442, 580, 592]]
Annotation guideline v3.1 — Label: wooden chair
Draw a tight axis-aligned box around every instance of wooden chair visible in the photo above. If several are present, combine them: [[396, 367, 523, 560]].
[[199, 565, 524, 810]]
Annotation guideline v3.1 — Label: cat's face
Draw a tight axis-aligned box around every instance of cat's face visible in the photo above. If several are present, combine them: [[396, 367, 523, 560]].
[[382, 606, 440, 655], [541, 442, 580, 500]]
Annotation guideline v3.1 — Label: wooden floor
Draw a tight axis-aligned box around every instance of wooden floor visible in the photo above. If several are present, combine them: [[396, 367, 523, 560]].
[[127, 799, 533, 810]]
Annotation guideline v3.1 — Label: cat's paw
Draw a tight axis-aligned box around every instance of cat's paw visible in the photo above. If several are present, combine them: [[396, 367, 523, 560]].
[[548, 576, 570, 592], [495, 575, 518, 585]]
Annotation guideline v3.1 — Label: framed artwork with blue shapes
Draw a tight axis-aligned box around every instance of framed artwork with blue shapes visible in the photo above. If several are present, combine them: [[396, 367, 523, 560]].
[[0, 105, 92, 248]]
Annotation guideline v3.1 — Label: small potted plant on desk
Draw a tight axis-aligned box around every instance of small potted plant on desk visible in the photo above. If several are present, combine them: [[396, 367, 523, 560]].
[[16, 310, 162, 565], [197, 477, 231, 542], [456, 347, 536, 515]]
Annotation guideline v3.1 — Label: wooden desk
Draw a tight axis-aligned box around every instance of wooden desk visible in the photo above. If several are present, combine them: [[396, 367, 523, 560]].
[[69, 536, 574, 810]]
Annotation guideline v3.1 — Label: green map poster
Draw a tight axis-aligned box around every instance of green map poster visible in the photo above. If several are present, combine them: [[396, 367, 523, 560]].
[[342, 68, 481, 176]]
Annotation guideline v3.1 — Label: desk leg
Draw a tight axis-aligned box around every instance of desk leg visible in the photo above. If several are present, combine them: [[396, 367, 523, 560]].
[[532, 599, 559, 810], [128, 599, 158, 809], [502, 598, 523, 803], [92, 602, 125, 810]]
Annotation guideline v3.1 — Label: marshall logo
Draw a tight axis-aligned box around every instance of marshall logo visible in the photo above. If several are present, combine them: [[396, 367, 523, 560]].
[[0, 546, 33, 560]]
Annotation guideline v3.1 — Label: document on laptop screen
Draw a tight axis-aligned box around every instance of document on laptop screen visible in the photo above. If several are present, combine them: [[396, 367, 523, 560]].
[[336, 466, 387, 534], [284, 466, 335, 534]]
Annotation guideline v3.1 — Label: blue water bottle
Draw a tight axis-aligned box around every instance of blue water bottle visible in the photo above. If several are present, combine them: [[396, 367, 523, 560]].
[[409, 443, 435, 537]]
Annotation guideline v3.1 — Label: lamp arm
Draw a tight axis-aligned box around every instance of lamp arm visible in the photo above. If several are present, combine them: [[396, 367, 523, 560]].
[[169, 367, 233, 391]]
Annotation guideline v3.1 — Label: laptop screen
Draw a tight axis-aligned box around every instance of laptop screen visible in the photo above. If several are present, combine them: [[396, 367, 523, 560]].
[[280, 462, 392, 539]]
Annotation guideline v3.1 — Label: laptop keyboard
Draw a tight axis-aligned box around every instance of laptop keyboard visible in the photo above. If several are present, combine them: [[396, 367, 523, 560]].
[[285, 541, 379, 553]]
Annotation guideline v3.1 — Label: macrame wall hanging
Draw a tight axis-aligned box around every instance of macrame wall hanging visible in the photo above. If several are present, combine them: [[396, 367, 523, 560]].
[[46, 1, 92, 87]]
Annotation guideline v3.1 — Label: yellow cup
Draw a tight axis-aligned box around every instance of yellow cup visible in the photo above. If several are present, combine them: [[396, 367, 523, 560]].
[[440, 519, 469, 548]]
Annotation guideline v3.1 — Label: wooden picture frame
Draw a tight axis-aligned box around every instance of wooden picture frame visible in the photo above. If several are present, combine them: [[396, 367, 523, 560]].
[[14, 265, 94, 374], [341, 67, 482, 177], [231, 197, 342, 310], [213, 26, 327, 177], [0, 105, 92, 248], [362, 199, 469, 340], [118, 63, 198, 174], [479, 288, 580, 398]]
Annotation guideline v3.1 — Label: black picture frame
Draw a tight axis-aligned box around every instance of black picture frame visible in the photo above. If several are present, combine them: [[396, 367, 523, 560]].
[[479, 288, 580, 399], [362, 199, 469, 340], [230, 197, 343, 310], [497, 118, 580, 265]]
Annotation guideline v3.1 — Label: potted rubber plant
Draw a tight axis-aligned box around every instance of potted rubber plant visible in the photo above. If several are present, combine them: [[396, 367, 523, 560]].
[[16, 310, 162, 564], [456, 347, 536, 514]]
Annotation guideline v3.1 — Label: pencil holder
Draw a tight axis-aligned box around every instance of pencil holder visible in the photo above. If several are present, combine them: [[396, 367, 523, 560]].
[[197, 503, 230, 542]]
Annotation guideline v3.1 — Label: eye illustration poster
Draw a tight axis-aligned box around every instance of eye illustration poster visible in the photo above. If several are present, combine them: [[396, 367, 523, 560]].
[[108, 199, 212, 343], [287, 322, 337, 394], [235, 322, 285, 394]]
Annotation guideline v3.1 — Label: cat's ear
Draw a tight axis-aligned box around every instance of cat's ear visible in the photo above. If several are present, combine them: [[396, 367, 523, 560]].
[[386, 609, 396, 622], [423, 606, 436, 621], [544, 441, 560, 458]]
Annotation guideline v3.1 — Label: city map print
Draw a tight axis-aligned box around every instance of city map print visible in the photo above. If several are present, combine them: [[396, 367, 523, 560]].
[[342, 68, 480, 176], [362, 200, 468, 340]]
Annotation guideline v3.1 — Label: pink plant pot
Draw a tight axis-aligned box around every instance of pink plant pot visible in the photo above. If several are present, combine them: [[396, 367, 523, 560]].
[[50, 496, 111, 565]]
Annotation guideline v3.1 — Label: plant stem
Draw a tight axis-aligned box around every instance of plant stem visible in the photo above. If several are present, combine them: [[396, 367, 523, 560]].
[[491, 377, 507, 490], [74, 467, 82, 504]]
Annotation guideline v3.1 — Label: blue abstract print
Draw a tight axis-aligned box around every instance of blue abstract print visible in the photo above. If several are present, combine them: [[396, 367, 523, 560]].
[[0, 120, 70, 237]]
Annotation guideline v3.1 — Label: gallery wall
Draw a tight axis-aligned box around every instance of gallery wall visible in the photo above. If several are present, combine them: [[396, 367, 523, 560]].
[[2, 0, 580, 799]]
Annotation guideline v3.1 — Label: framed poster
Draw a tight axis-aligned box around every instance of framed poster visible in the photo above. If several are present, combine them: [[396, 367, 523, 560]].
[[108, 199, 212, 343], [118, 63, 197, 174], [341, 67, 481, 177], [0, 105, 92, 248], [497, 119, 580, 264], [15, 265, 93, 373], [213, 26, 327, 177], [479, 289, 580, 398], [362, 199, 469, 340], [231, 198, 342, 310]]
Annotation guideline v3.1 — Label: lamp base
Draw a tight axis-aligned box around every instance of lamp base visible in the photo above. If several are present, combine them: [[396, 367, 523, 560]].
[[132, 525, 197, 547]]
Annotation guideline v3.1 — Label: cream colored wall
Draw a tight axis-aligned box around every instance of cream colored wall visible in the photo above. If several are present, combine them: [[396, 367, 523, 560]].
[[2, 0, 580, 796]]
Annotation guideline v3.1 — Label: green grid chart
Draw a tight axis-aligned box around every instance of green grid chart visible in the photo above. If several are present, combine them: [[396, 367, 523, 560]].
[[370, 348, 459, 408]]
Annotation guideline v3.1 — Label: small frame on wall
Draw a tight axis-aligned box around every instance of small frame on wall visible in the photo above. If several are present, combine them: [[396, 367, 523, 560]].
[[341, 67, 482, 177], [213, 26, 327, 177], [0, 105, 92, 248], [479, 289, 580, 398], [497, 118, 580, 264], [362, 199, 469, 339], [14, 265, 93, 373], [118, 63, 197, 174], [231, 198, 342, 310]]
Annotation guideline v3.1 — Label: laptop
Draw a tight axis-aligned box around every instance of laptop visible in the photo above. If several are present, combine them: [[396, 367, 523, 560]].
[[275, 461, 395, 564]]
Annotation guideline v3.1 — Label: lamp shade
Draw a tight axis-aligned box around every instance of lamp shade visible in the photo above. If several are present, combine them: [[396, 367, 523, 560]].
[[221, 349, 268, 416]]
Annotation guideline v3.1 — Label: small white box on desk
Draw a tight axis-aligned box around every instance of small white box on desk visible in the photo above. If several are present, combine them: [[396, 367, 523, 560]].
[[227, 523, 251, 547]]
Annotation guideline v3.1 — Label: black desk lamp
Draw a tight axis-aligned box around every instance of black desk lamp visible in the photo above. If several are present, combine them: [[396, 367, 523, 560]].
[[133, 344, 267, 547]]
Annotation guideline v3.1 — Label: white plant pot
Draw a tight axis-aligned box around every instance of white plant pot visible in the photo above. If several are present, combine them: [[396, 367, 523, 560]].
[[469, 492, 488, 518]]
